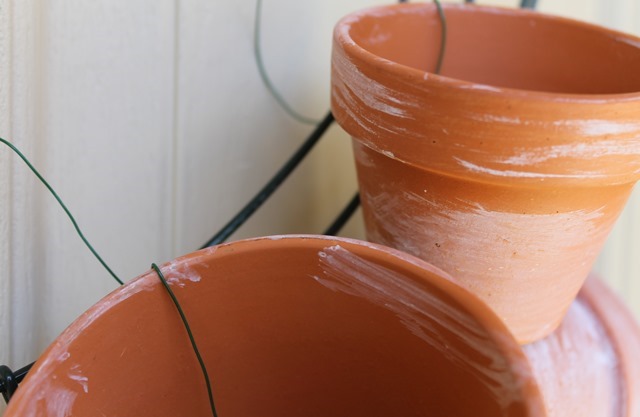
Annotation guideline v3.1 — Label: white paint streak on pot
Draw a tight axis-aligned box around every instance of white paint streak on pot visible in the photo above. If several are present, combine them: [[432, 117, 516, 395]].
[[331, 3, 640, 343]]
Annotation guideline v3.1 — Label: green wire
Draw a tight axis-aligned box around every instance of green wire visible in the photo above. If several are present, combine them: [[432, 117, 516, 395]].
[[1, 137, 216, 414], [434, 0, 447, 75], [253, 0, 445, 124], [0, 137, 124, 286], [253, 0, 322, 125], [253, 0, 445, 123], [151, 264, 218, 417]]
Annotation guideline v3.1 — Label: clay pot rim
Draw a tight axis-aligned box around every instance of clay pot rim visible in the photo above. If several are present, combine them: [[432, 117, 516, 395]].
[[179, 235, 535, 353], [205, 235, 517, 349], [13, 234, 545, 416], [335, 2, 640, 103]]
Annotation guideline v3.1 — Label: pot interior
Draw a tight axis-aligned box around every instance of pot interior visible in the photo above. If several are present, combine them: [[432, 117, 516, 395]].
[[6, 237, 541, 417], [348, 4, 640, 95]]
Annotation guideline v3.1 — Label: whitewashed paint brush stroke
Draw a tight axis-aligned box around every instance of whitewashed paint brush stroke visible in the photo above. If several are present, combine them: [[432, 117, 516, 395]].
[[523, 299, 621, 417], [362, 189, 613, 337], [312, 244, 533, 411]]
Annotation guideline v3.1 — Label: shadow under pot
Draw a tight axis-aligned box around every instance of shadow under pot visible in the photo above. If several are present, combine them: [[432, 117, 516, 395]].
[[331, 2, 640, 343], [4, 236, 544, 417]]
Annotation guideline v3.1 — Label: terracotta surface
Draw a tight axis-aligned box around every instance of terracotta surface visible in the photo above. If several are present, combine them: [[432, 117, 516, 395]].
[[331, 3, 640, 343], [524, 276, 640, 417], [577, 277, 640, 417], [4, 236, 544, 417]]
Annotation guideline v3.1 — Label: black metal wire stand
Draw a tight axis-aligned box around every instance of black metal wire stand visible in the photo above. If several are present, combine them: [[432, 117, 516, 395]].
[[0, 0, 538, 405]]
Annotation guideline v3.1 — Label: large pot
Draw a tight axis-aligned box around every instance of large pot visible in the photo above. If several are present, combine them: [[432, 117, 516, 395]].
[[4, 236, 543, 417], [331, 3, 640, 343]]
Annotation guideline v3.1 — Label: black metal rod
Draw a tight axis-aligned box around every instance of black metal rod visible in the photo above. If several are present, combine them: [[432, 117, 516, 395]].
[[520, 0, 537, 8], [0, 366, 16, 403], [324, 193, 360, 236], [12, 363, 31, 385], [200, 111, 334, 248], [0, 365, 21, 403], [0, 363, 33, 403]]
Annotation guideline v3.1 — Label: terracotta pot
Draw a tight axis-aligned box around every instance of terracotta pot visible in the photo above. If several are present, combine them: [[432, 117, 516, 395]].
[[524, 276, 640, 417], [4, 236, 544, 417], [331, 3, 640, 343]]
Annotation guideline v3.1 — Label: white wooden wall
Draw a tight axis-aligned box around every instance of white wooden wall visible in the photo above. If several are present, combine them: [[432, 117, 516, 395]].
[[0, 1, 639, 411]]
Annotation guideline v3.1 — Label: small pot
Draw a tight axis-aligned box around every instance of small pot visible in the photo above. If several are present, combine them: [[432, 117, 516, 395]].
[[5, 236, 544, 417], [524, 276, 640, 417], [331, 3, 640, 343]]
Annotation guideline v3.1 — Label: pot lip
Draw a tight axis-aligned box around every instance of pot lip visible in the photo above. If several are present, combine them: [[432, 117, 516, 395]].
[[334, 2, 640, 104], [9, 234, 545, 417]]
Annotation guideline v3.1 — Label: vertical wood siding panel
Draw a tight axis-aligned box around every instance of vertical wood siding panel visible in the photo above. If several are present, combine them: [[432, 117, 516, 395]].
[[0, 0, 178, 362], [1, 0, 46, 369], [0, 0, 13, 396], [174, 0, 315, 255], [35, 0, 177, 347], [626, 190, 640, 318]]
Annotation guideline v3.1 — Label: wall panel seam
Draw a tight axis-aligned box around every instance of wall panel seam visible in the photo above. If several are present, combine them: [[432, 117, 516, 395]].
[[0, 0, 14, 367], [170, 0, 180, 257]]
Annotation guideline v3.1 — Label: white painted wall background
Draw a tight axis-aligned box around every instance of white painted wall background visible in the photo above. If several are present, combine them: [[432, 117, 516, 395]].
[[0, 0, 639, 411]]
